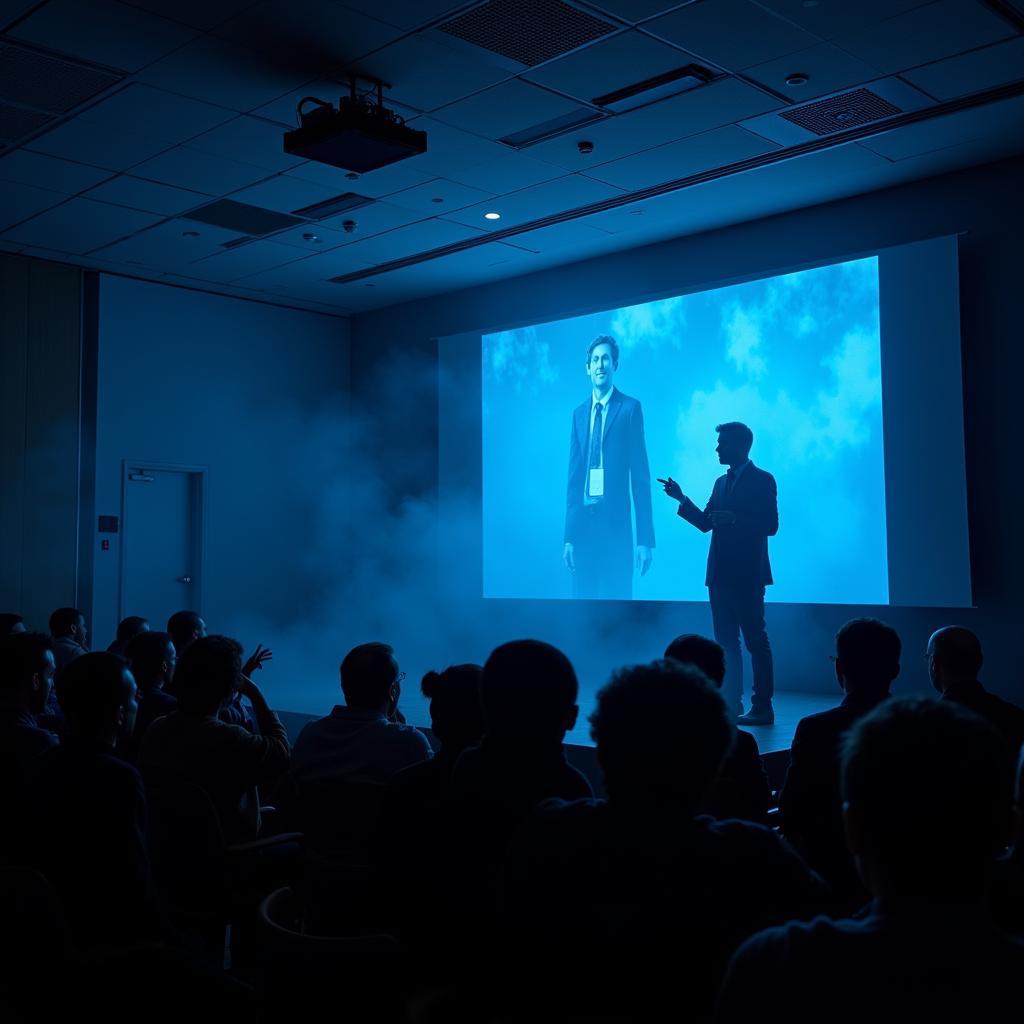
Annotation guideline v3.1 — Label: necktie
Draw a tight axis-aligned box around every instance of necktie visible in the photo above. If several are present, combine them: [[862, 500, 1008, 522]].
[[725, 468, 736, 501], [589, 403, 603, 469], [587, 402, 603, 499]]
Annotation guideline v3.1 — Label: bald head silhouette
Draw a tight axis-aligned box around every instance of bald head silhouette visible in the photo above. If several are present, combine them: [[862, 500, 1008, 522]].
[[927, 626, 983, 693]]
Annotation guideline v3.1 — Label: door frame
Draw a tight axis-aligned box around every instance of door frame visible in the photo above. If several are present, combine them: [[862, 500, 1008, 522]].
[[119, 460, 208, 624]]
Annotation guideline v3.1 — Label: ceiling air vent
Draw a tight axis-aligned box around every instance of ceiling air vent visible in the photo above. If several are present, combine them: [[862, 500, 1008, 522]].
[[182, 199, 305, 236], [438, 0, 615, 67], [291, 192, 373, 220], [0, 40, 123, 150], [0, 41, 123, 114], [500, 106, 605, 148], [0, 101, 55, 144], [780, 88, 902, 136]]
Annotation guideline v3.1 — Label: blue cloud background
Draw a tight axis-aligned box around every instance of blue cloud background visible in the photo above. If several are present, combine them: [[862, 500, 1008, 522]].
[[482, 256, 888, 604]]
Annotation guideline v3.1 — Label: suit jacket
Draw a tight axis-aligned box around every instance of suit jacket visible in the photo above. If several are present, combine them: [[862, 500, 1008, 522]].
[[564, 389, 655, 549], [677, 461, 777, 587], [943, 680, 1024, 756], [780, 691, 889, 906]]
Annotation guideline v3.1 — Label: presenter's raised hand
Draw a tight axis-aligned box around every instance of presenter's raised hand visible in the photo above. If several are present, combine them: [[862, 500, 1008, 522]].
[[657, 477, 684, 502], [563, 542, 575, 572], [636, 545, 652, 577]]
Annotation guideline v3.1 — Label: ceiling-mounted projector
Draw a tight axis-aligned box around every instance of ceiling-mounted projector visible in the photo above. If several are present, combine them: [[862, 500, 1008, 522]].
[[283, 77, 427, 173]]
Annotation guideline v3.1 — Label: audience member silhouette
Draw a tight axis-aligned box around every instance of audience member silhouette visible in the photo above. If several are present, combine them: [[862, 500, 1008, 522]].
[[666, 633, 771, 823], [387, 663, 483, 806], [166, 609, 267, 730], [449, 639, 591, 808], [290, 642, 432, 787], [0, 612, 26, 635], [123, 630, 177, 761], [717, 698, 1024, 1023], [780, 617, 899, 909], [166, 609, 206, 654], [927, 625, 1024, 755], [19, 651, 160, 949], [48, 606, 89, 668], [375, 664, 485, 935], [502, 660, 826, 1022], [0, 632, 58, 801], [139, 634, 289, 841], [107, 615, 149, 657]]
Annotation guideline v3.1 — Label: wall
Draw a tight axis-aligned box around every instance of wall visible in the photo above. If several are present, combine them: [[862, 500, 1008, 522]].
[[350, 154, 1024, 715], [0, 255, 91, 632], [93, 278, 350, 670]]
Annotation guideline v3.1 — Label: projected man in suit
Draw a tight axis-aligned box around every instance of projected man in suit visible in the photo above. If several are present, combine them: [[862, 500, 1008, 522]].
[[563, 335, 654, 600], [659, 422, 777, 724]]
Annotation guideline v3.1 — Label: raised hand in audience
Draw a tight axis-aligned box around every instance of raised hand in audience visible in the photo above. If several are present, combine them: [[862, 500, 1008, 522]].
[[242, 643, 273, 677]]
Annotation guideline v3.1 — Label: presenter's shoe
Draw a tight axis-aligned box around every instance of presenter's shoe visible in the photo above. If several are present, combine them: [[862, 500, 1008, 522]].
[[737, 707, 775, 726]]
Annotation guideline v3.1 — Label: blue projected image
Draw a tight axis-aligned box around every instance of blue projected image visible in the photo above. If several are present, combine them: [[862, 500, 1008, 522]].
[[482, 257, 888, 604]]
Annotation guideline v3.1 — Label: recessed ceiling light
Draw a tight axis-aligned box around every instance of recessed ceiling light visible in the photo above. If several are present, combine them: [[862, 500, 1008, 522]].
[[484, 212, 501, 220], [302, 232, 321, 242], [181, 230, 200, 237], [345, 171, 360, 180], [785, 73, 810, 87], [431, 196, 444, 204]]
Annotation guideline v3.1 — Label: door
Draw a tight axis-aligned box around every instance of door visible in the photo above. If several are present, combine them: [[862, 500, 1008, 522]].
[[121, 463, 205, 629]]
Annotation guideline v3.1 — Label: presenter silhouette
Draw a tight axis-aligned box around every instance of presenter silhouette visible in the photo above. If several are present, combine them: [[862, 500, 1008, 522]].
[[564, 335, 654, 599], [659, 422, 777, 723]]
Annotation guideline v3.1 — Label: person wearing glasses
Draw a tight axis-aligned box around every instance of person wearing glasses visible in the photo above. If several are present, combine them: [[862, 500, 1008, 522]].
[[288, 642, 432, 789], [563, 335, 655, 599]]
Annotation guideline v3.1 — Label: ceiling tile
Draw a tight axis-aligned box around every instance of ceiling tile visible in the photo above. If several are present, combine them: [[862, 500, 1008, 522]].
[[508, 219, 613, 254], [584, 1, 688, 23], [444, 172, 624, 231], [117, 0, 258, 32], [859, 92, 1024, 161], [9, 0, 197, 73], [3, 196, 162, 253], [835, 0, 1016, 75], [395, 117, 509, 177], [136, 35, 312, 113], [28, 118, 175, 171], [75, 84, 236, 146], [524, 29, 701, 103], [316, 200, 428, 239], [228, 173, 343, 214], [188, 239, 307, 281], [339, 217, 485, 262], [0, 180, 66, 230], [644, 0, 821, 71], [0, 150, 113, 194], [901, 35, 1024, 101], [386, 177, 496, 214], [583, 124, 779, 190], [212, 0, 402, 69], [754, 0, 932, 39], [82, 175, 208, 215], [270, 223, 360, 251], [446, 150, 565, 193], [351, 33, 511, 114], [93, 217, 244, 267], [341, 0, 465, 30], [233, 250, 376, 294], [526, 76, 783, 171], [432, 79, 593, 140], [186, 115, 307, 172], [744, 42, 882, 100], [285, 156, 435, 199], [131, 145, 271, 195]]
